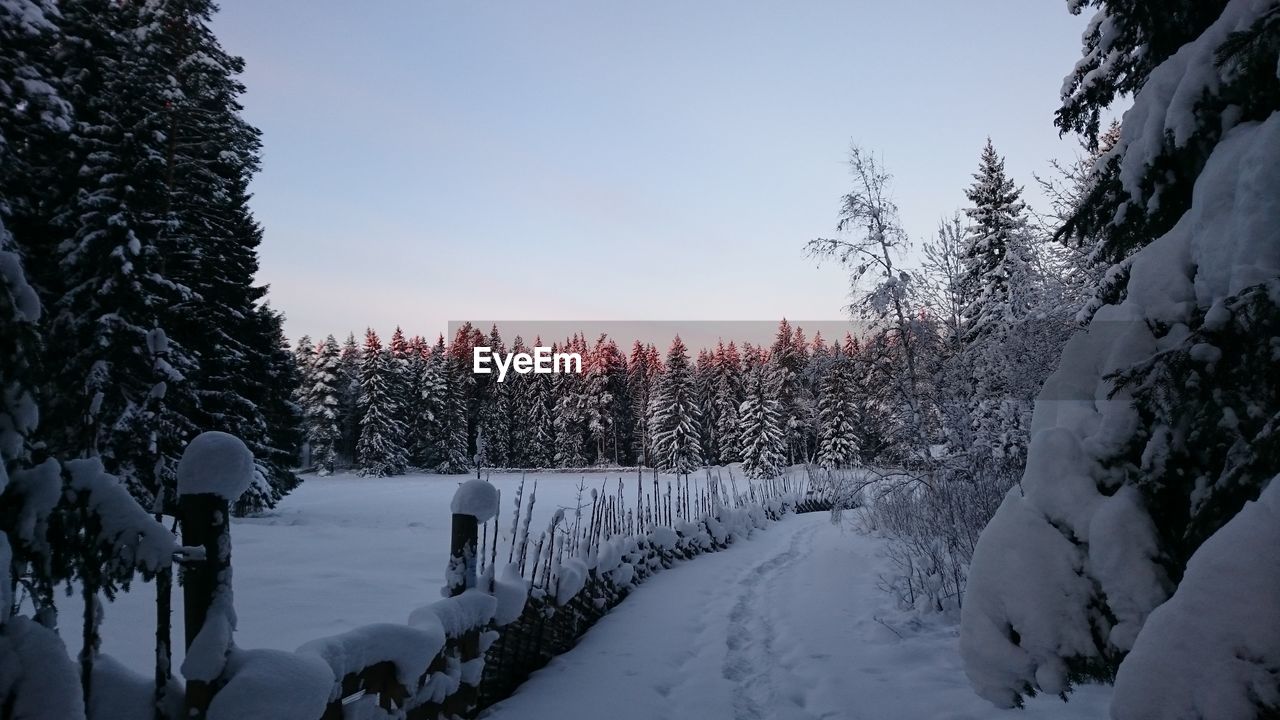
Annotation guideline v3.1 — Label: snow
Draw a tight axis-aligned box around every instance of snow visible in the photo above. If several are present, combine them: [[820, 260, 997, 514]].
[[88, 654, 183, 720], [451, 478, 500, 522], [65, 458, 176, 574], [411, 589, 496, 638], [0, 616, 84, 720], [181, 592, 236, 682], [481, 514, 1111, 720], [492, 562, 528, 626], [554, 557, 589, 605], [297, 623, 443, 690], [1110, 476, 1280, 720], [207, 648, 333, 720], [177, 431, 256, 501]]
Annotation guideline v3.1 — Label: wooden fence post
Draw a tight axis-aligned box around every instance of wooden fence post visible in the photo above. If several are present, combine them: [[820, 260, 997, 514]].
[[449, 512, 479, 597], [175, 431, 255, 720], [180, 492, 230, 718], [446, 480, 500, 718]]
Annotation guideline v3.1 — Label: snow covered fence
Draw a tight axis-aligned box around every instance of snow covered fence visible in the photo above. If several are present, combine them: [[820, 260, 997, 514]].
[[165, 439, 505, 720], [67, 446, 831, 719]]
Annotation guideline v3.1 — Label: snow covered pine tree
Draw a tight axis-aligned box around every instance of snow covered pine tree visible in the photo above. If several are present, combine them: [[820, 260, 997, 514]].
[[648, 336, 703, 474], [961, 2, 1280, 717]]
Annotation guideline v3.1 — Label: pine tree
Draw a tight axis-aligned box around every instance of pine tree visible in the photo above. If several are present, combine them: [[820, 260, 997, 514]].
[[710, 341, 744, 464], [337, 332, 361, 462], [581, 335, 621, 465], [1, 0, 64, 477], [43, 0, 200, 506], [236, 306, 303, 513], [738, 358, 786, 480], [415, 336, 448, 469], [305, 335, 343, 476], [628, 341, 660, 466], [522, 337, 556, 468], [356, 330, 408, 477], [552, 337, 589, 468], [472, 325, 507, 468], [587, 336, 630, 465], [436, 348, 471, 474], [649, 336, 702, 474], [504, 335, 532, 467], [693, 348, 717, 464], [960, 139, 1030, 341], [816, 346, 859, 469]]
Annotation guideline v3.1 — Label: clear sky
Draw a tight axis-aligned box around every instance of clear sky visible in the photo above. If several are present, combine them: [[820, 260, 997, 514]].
[[211, 1, 1092, 344]]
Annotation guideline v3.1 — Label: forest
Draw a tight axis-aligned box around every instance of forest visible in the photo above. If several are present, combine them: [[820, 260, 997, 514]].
[[1, 0, 1278, 718]]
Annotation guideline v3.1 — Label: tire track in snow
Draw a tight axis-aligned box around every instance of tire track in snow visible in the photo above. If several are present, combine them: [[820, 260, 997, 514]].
[[722, 519, 822, 720]]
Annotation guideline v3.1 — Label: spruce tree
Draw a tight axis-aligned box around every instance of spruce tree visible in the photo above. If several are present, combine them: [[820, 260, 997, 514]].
[[401, 335, 429, 467], [962, 2, 1280, 712], [552, 337, 589, 468], [44, 0, 199, 506], [305, 335, 343, 476], [237, 306, 303, 513], [960, 139, 1031, 341], [436, 348, 471, 474], [505, 335, 532, 467], [738, 358, 786, 480], [338, 332, 361, 462], [416, 336, 449, 470], [649, 336, 702, 474], [816, 346, 858, 469], [628, 341, 660, 466], [693, 348, 718, 464], [710, 341, 744, 464], [522, 336, 556, 469], [476, 325, 512, 468], [356, 330, 407, 477]]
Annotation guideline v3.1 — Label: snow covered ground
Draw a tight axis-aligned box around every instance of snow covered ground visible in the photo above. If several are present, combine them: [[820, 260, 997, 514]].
[[481, 512, 1112, 720], [57, 471, 1110, 718]]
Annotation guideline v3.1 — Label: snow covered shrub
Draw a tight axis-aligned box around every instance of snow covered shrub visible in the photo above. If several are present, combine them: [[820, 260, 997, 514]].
[[858, 465, 1011, 613]]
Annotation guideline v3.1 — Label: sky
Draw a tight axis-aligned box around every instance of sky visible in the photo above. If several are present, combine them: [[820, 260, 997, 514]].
[[211, 0, 1095, 345]]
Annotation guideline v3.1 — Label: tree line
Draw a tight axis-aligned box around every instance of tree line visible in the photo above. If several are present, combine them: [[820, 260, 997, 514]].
[[299, 137, 1093, 494]]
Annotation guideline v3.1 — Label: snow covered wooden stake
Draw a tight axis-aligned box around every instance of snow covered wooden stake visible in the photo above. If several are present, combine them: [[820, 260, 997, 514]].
[[176, 432, 255, 718], [448, 480, 499, 597]]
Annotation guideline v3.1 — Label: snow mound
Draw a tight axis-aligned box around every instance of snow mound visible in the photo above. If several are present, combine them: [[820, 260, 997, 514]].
[[89, 653, 183, 720], [493, 563, 528, 626], [207, 648, 333, 720], [1111, 476, 1280, 720], [0, 616, 84, 720], [409, 589, 496, 638], [555, 558, 589, 605], [450, 479, 499, 522], [177, 431, 255, 501], [297, 623, 444, 690]]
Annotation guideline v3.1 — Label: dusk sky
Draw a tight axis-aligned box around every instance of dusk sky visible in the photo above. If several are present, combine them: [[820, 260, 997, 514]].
[[212, 1, 1095, 344]]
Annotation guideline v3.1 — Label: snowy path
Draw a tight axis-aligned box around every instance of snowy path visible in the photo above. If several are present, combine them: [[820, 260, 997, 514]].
[[481, 513, 1111, 720]]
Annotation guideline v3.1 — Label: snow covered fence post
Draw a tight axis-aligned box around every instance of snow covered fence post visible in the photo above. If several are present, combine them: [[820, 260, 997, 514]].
[[176, 432, 255, 719], [449, 480, 499, 596], [447, 480, 499, 716]]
